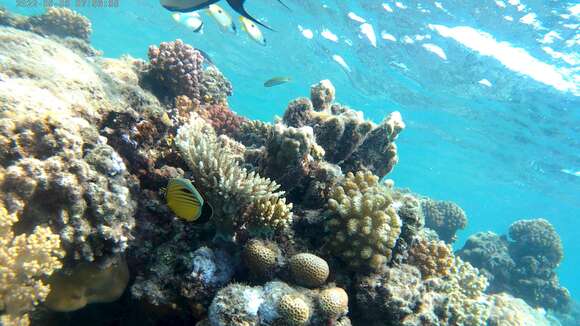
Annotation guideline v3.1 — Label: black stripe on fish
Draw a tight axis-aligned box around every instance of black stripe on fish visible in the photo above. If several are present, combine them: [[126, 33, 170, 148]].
[[226, 0, 274, 31]]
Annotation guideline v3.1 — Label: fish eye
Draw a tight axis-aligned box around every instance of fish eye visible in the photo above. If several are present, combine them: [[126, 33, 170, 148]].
[[218, 9, 222, 13]]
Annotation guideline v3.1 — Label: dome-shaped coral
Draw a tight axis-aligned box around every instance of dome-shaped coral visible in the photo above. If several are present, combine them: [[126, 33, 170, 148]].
[[508, 218, 563, 267], [289, 253, 329, 288], [277, 294, 310, 326], [421, 198, 467, 243], [318, 287, 349, 318], [243, 239, 281, 278]]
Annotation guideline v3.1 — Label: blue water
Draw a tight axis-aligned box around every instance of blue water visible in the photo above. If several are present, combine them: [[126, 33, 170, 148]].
[[5, 0, 579, 301]]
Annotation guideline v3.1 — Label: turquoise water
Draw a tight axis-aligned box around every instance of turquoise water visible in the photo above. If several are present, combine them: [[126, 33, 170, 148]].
[[5, 0, 579, 303]]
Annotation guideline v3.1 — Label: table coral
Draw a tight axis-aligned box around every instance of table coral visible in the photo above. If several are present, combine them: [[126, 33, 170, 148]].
[[0, 206, 65, 325], [325, 170, 402, 271], [175, 115, 293, 238], [421, 197, 467, 243]]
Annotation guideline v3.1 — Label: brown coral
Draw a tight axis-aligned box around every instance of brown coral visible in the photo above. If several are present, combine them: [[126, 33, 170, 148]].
[[194, 103, 247, 137], [421, 198, 467, 243], [243, 239, 281, 278], [318, 287, 349, 318], [407, 238, 454, 279], [278, 294, 311, 326], [28, 7, 92, 41], [289, 253, 329, 288]]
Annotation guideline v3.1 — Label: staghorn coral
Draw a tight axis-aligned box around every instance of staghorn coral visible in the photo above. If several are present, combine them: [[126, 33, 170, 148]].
[[325, 171, 401, 271], [281, 81, 405, 178], [148, 39, 205, 102], [0, 206, 65, 325], [407, 238, 454, 279], [289, 253, 330, 288], [175, 115, 292, 238], [421, 198, 467, 243], [27, 7, 92, 41]]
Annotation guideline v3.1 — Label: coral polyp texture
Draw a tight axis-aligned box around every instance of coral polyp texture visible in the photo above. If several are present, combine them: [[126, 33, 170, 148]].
[[0, 206, 65, 325], [458, 218, 571, 312], [0, 10, 569, 326], [325, 170, 402, 271], [420, 197, 467, 243], [27, 7, 92, 41], [148, 39, 232, 105], [175, 115, 293, 237], [281, 80, 405, 179]]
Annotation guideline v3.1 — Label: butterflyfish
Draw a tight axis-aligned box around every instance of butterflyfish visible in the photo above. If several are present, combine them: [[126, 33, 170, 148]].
[[163, 178, 213, 222], [207, 4, 236, 33], [159, 0, 289, 31], [239, 16, 266, 45]]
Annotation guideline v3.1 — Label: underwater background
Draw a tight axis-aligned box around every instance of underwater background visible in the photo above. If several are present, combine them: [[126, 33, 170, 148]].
[[1, 0, 579, 325]]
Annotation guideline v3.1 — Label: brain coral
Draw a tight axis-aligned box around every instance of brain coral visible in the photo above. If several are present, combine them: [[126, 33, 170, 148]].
[[278, 294, 311, 326], [325, 170, 401, 271], [318, 287, 349, 318], [421, 198, 467, 243], [243, 239, 281, 278], [289, 253, 330, 288], [175, 114, 293, 237]]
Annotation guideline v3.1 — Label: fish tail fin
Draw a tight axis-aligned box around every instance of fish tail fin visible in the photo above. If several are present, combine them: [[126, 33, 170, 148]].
[[226, 0, 275, 31], [277, 0, 290, 10]]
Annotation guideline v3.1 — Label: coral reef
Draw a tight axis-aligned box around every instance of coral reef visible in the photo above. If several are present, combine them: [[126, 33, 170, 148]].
[[421, 197, 467, 243], [325, 171, 401, 271], [175, 115, 293, 238], [27, 7, 92, 41], [281, 81, 404, 179], [0, 10, 566, 326], [407, 238, 454, 279], [289, 253, 330, 288], [147, 39, 232, 105], [0, 206, 65, 325], [457, 219, 571, 312]]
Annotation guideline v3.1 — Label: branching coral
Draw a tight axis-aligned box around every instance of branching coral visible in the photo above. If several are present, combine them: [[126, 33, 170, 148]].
[[175, 115, 293, 237], [325, 171, 401, 271], [27, 7, 92, 41], [407, 238, 454, 279], [421, 198, 467, 243], [148, 39, 205, 102], [0, 206, 65, 325], [195, 104, 247, 137]]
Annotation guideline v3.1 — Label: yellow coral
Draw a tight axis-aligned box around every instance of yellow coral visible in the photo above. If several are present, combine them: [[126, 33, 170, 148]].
[[0, 206, 65, 324], [289, 253, 329, 288], [325, 171, 401, 271], [278, 294, 310, 326], [408, 239, 454, 279]]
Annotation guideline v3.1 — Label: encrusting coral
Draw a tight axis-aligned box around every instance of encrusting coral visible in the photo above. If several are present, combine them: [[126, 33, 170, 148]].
[[175, 114, 293, 238], [0, 206, 65, 325], [421, 197, 467, 243], [325, 170, 402, 271], [27, 7, 92, 41]]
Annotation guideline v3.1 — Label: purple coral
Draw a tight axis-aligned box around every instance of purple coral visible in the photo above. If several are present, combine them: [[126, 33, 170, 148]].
[[148, 39, 205, 102]]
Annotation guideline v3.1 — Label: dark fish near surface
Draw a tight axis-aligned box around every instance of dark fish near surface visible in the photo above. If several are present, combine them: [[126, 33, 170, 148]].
[[264, 76, 291, 87], [160, 0, 288, 31], [197, 49, 215, 66]]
